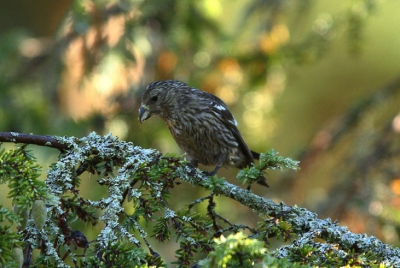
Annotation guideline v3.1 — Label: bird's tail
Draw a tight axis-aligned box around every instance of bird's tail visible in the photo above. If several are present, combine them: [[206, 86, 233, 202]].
[[251, 151, 260, 159], [256, 174, 269, 187]]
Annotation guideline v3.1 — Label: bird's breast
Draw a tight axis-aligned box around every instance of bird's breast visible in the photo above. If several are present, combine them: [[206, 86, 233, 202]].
[[162, 112, 247, 167]]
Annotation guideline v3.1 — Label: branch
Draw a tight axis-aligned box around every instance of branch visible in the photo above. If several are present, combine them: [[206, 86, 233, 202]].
[[0, 132, 69, 151], [180, 161, 400, 265], [1, 131, 399, 266]]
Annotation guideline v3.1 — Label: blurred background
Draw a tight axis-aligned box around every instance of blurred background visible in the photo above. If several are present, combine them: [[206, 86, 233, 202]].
[[1, 0, 400, 261]]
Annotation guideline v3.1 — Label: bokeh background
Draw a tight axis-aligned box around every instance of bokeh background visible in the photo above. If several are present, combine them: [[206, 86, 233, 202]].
[[1, 0, 400, 262]]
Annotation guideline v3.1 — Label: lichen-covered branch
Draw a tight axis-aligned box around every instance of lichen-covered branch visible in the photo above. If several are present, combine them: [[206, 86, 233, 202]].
[[181, 164, 400, 266], [0, 132, 399, 267]]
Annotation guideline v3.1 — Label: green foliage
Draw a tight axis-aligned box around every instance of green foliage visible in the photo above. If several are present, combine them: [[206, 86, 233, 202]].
[[0, 144, 52, 267], [0, 145, 52, 205], [237, 148, 299, 185], [84, 241, 151, 267], [257, 215, 296, 244], [0, 205, 24, 267], [199, 232, 268, 267], [282, 243, 385, 267], [202, 175, 227, 191], [257, 148, 300, 171], [199, 232, 311, 268]]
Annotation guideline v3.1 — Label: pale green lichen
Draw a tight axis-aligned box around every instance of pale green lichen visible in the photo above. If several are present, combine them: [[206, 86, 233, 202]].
[[164, 208, 176, 218]]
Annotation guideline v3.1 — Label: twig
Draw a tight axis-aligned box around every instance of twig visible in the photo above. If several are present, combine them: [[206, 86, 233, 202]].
[[188, 195, 211, 210], [0, 132, 68, 151], [206, 194, 220, 232]]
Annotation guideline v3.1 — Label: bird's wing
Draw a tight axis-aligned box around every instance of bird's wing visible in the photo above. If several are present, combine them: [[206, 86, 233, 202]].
[[207, 94, 254, 166]]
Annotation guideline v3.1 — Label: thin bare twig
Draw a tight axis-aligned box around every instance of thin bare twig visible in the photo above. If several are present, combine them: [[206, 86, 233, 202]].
[[0, 132, 69, 151]]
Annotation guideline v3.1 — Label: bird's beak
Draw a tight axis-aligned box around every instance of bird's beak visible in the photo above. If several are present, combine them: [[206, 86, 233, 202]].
[[139, 105, 151, 123]]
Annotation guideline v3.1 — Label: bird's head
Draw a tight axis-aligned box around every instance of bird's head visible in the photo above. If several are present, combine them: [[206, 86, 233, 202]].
[[139, 80, 189, 123]]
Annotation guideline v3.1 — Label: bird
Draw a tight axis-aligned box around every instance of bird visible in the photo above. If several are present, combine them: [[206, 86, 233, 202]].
[[139, 80, 268, 188]]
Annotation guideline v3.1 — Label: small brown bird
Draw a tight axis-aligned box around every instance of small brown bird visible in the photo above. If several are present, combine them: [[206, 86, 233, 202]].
[[139, 80, 268, 187]]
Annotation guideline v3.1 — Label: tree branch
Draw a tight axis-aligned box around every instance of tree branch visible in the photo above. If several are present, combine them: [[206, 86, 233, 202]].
[[181, 158, 400, 265], [1, 131, 399, 266], [0, 132, 69, 151]]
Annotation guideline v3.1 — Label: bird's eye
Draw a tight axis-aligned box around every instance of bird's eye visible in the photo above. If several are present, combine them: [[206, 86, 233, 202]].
[[151, 95, 158, 102]]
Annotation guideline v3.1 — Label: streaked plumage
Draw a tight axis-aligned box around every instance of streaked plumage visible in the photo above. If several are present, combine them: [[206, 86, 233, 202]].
[[139, 80, 268, 187]]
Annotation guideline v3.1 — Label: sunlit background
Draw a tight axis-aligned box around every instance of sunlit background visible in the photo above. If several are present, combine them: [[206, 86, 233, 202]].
[[1, 0, 400, 263]]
